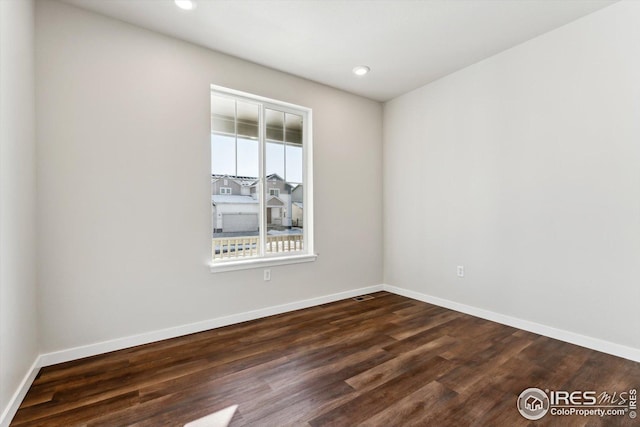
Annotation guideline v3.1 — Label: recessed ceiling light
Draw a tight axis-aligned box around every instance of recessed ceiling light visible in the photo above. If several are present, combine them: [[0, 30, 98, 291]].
[[352, 66, 371, 77], [175, 0, 196, 11]]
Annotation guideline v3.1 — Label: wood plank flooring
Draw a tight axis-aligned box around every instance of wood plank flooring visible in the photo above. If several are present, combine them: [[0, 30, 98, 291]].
[[12, 292, 640, 426]]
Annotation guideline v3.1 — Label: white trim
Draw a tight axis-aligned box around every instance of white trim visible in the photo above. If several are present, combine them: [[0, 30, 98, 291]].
[[39, 284, 381, 367], [209, 253, 317, 273], [258, 104, 266, 257], [211, 85, 314, 262], [0, 357, 42, 427], [211, 85, 311, 115], [4, 283, 639, 425], [303, 109, 314, 253], [382, 284, 640, 363]]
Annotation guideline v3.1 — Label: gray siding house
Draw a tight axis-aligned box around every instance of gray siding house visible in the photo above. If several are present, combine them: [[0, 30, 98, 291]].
[[212, 174, 295, 233]]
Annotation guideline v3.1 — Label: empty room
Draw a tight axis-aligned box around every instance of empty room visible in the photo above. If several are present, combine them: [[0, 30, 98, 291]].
[[1, 0, 639, 425]]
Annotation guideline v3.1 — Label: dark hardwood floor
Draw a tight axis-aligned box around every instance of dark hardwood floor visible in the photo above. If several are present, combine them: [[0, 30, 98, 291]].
[[12, 292, 640, 426]]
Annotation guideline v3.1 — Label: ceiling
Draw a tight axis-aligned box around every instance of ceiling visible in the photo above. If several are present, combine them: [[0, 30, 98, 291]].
[[61, 0, 617, 102]]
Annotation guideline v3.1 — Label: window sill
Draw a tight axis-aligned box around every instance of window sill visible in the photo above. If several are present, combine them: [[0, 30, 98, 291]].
[[209, 253, 317, 273]]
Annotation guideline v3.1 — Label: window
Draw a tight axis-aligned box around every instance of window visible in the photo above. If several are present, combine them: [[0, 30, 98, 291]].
[[210, 86, 315, 271]]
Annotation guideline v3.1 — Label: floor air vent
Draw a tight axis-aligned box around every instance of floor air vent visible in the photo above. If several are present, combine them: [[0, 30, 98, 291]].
[[352, 295, 374, 302]]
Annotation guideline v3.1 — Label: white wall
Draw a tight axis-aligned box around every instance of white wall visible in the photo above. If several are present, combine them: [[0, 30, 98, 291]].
[[35, 0, 383, 353], [384, 0, 640, 350], [0, 0, 39, 422]]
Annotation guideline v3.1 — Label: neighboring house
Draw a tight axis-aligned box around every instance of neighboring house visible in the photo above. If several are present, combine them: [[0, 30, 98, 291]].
[[211, 194, 259, 233], [212, 174, 297, 233], [212, 175, 258, 233], [291, 185, 303, 227], [211, 175, 253, 196], [254, 174, 294, 228]]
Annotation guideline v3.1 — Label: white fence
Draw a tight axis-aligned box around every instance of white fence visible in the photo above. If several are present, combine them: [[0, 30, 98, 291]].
[[212, 234, 303, 260]]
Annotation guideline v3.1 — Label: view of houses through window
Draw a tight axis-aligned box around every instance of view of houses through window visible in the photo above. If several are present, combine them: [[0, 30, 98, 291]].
[[211, 89, 308, 262]]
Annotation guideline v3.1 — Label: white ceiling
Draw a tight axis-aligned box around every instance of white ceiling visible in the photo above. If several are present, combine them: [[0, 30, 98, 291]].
[[61, 0, 617, 102]]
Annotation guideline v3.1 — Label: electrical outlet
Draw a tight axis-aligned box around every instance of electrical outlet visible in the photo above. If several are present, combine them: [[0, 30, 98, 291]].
[[264, 269, 271, 281], [456, 266, 464, 278]]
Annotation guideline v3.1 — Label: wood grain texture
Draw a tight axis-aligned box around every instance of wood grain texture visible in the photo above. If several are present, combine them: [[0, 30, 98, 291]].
[[12, 292, 640, 426]]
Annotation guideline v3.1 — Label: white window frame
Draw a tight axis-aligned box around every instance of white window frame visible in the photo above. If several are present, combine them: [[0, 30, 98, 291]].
[[210, 85, 316, 272], [268, 188, 280, 197], [220, 187, 232, 195]]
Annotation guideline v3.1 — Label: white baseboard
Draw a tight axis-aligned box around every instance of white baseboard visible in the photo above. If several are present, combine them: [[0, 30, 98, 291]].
[[4, 282, 638, 426], [0, 357, 42, 427], [39, 284, 383, 367], [383, 284, 640, 363], [2, 284, 381, 426]]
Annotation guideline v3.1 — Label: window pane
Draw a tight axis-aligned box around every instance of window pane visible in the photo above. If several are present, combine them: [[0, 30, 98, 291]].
[[211, 96, 260, 260], [285, 145, 303, 184], [211, 95, 235, 135], [287, 114, 304, 235], [285, 113, 302, 145], [264, 110, 304, 254], [236, 101, 258, 139], [266, 109, 284, 142], [266, 109, 284, 178], [237, 138, 258, 178], [285, 113, 303, 184], [211, 134, 235, 176], [266, 142, 284, 177], [236, 101, 259, 178]]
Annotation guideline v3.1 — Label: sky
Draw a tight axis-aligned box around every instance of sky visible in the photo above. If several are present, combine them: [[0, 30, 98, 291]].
[[211, 134, 303, 184]]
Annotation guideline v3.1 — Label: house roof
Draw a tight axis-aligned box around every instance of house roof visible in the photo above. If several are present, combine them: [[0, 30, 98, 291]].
[[212, 174, 257, 181], [212, 195, 258, 205], [212, 173, 296, 189], [267, 196, 284, 207], [211, 174, 256, 187], [262, 173, 294, 190]]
